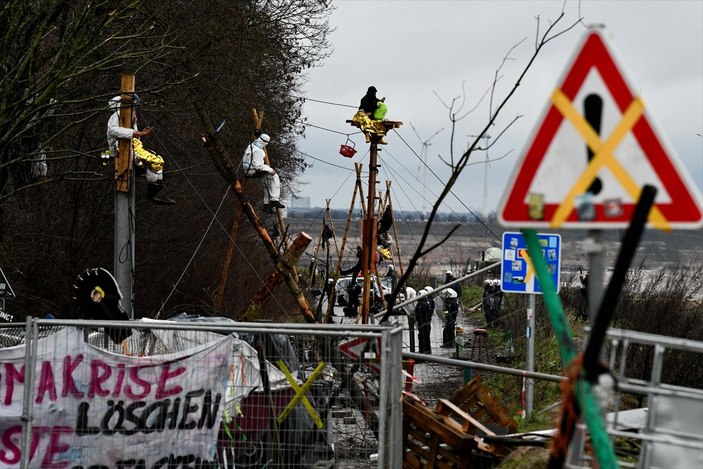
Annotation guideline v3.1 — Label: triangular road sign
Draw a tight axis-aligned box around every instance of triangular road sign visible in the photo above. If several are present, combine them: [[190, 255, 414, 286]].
[[498, 29, 703, 229], [339, 336, 381, 373], [0, 268, 16, 300]]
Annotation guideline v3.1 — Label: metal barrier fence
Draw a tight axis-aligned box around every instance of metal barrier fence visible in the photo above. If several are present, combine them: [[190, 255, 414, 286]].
[[570, 327, 703, 468], [0, 317, 403, 469]]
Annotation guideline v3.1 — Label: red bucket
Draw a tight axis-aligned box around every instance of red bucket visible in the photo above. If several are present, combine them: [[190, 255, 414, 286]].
[[339, 138, 357, 158]]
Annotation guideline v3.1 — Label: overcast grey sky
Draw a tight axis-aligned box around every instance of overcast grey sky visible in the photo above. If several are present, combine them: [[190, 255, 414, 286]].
[[294, 0, 702, 217]]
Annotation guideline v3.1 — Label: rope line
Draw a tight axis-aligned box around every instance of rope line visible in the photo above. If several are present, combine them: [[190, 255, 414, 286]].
[[305, 122, 363, 137], [153, 186, 230, 319], [149, 130, 291, 317], [297, 96, 358, 109], [392, 128, 501, 241]]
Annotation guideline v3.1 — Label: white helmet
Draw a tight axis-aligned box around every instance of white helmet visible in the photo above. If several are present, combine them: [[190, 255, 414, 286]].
[[108, 95, 122, 112], [108, 93, 139, 111], [256, 133, 271, 147]]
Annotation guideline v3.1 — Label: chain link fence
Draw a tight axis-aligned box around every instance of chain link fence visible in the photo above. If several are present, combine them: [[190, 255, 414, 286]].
[[0, 317, 403, 469]]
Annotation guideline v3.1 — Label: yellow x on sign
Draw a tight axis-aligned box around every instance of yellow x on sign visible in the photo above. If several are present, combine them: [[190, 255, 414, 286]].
[[276, 359, 325, 429], [549, 90, 670, 230], [497, 30, 703, 230]]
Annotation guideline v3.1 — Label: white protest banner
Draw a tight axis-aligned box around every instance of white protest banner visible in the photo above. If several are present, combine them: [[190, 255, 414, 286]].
[[0, 327, 232, 468]]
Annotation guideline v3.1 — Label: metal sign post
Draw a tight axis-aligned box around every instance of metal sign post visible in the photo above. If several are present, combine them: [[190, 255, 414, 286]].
[[501, 231, 561, 419], [526, 294, 536, 418]]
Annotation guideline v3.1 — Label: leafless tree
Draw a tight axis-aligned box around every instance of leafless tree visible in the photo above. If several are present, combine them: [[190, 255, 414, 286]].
[[383, 9, 582, 321], [0, 0, 335, 319]]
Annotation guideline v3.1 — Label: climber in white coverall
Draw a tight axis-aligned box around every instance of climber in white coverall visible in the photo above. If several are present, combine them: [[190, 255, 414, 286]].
[[242, 133, 284, 213]]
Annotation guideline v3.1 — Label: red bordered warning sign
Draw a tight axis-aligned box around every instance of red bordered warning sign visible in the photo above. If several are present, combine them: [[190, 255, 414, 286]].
[[339, 336, 381, 373], [498, 29, 703, 229]]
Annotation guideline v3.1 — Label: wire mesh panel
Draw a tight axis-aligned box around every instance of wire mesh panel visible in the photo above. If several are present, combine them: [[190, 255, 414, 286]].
[[0, 319, 403, 469]]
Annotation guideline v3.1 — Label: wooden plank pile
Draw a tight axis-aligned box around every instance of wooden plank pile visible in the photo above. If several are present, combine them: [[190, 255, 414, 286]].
[[402, 376, 518, 468]]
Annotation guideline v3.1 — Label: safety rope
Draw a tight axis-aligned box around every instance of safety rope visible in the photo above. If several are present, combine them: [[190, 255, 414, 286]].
[[149, 130, 291, 318]]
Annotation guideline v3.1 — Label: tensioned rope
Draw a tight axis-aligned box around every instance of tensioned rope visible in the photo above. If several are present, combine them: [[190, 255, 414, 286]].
[[378, 154, 455, 260], [295, 96, 358, 109], [302, 115, 492, 261], [381, 147, 498, 255], [303, 112, 501, 243], [392, 128, 501, 241], [149, 127, 291, 317], [153, 185, 230, 319]]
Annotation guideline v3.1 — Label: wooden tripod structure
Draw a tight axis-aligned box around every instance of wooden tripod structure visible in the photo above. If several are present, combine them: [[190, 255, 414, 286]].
[[199, 110, 315, 323], [379, 180, 404, 278], [307, 199, 340, 290], [213, 108, 296, 313], [322, 163, 366, 324]]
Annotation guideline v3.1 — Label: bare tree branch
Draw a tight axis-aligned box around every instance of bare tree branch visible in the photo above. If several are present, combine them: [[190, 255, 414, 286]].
[[381, 11, 582, 323]]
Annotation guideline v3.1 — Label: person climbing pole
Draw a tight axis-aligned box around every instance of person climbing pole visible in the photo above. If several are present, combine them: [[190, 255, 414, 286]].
[[106, 94, 176, 205], [242, 133, 285, 214], [353, 85, 389, 143], [359, 86, 384, 115]]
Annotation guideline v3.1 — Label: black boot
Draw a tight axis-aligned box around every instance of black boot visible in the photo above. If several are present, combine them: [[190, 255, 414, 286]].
[[147, 182, 176, 205]]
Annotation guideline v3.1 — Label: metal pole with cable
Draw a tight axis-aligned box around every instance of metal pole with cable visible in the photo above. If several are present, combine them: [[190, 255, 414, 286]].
[[114, 75, 136, 319]]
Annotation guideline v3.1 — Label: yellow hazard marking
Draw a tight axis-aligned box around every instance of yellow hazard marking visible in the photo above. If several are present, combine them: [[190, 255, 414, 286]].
[[549, 90, 670, 230], [517, 249, 536, 286], [276, 359, 325, 429]]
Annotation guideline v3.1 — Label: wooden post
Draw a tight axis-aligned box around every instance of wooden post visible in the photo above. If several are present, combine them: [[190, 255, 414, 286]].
[[115, 75, 135, 193], [214, 207, 241, 310], [346, 119, 402, 324], [324, 163, 364, 322], [360, 136, 382, 323], [240, 232, 312, 321], [308, 200, 330, 290], [199, 126, 317, 323], [386, 181, 404, 277]]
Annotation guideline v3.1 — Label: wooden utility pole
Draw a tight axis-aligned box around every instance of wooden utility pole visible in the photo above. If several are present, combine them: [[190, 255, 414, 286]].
[[114, 74, 136, 319], [358, 138, 380, 324], [346, 119, 402, 323]]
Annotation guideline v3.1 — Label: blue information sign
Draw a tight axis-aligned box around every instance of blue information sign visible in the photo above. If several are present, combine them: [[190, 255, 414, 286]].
[[501, 232, 561, 294]]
